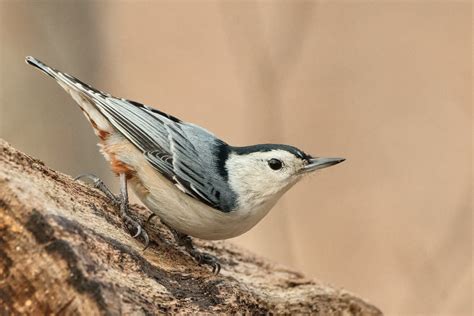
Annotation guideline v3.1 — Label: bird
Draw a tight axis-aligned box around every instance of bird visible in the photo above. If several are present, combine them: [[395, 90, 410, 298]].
[[26, 56, 345, 274]]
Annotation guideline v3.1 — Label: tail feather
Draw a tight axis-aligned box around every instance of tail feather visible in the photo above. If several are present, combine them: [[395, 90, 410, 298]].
[[25, 56, 57, 79], [25, 56, 115, 140], [26, 56, 107, 96]]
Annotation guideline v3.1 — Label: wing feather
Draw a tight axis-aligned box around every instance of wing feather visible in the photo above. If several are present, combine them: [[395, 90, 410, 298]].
[[26, 57, 233, 211], [92, 95, 224, 209]]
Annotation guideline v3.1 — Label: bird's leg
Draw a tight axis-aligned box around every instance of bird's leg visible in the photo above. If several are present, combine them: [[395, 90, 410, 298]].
[[118, 173, 149, 248], [75, 173, 149, 249], [166, 225, 221, 274]]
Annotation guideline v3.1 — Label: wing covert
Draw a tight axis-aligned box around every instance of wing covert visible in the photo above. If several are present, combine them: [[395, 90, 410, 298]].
[[88, 95, 231, 211]]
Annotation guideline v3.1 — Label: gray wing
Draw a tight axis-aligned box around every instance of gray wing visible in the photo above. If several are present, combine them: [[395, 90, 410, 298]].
[[99, 97, 232, 211]]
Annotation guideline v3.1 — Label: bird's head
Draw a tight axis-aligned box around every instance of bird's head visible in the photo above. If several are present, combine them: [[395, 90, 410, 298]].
[[226, 144, 345, 210]]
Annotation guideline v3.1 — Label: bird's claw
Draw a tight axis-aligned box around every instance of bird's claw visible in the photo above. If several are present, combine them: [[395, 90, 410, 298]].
[[74, 173, 120, 205], [191, 250, 221, 275], [164, 225, 222, 275], [145, 213, 157, 225], [122, 214, 150, 250], [75, 173, 150, 250]]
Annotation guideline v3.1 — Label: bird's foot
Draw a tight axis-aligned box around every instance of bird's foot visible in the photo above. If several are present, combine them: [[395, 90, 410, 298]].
[[75, 173, 149, 250], [75, 173, 120, 206], [187, 248, 221, 274], [120, 205, 150, 250], [167, 226, 221, 274]]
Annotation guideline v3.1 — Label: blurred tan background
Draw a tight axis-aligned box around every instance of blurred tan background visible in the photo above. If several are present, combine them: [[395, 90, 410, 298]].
[[0, 1, 471, 315]]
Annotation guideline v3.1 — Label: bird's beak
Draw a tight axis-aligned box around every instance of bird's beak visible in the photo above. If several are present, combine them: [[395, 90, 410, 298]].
[[302, 157, 345, 173]]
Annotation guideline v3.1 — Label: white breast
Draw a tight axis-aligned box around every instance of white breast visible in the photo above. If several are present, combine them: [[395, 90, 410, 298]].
[[132, 172, 277, 240]]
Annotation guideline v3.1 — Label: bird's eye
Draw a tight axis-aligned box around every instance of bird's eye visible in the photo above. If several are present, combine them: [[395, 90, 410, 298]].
[[268, 158, 283, 170]]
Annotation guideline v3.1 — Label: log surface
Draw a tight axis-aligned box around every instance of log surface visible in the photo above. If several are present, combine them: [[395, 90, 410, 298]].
[[0, 139, 382, 315]]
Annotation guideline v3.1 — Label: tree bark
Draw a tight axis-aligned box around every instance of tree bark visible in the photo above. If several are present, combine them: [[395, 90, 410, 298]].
[[0, 139, 382, 315]]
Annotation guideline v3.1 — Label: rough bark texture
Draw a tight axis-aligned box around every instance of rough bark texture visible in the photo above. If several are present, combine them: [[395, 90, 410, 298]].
[[0, 139, 382, 315]]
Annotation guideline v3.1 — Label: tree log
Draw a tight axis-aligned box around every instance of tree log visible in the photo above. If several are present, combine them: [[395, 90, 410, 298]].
[[0, 139, 382, 315]]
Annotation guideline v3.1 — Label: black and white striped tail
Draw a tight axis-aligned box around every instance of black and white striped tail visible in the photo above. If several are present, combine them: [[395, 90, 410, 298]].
[[25, 56, 57, 79], [25, 56, 117, 141]]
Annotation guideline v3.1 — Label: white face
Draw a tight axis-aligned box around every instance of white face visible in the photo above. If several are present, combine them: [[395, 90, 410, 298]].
[[226, 150, 308, 211]]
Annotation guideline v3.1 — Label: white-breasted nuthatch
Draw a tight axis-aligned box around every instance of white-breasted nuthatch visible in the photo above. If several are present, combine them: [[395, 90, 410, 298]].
[[26, 56, 344, 273]]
